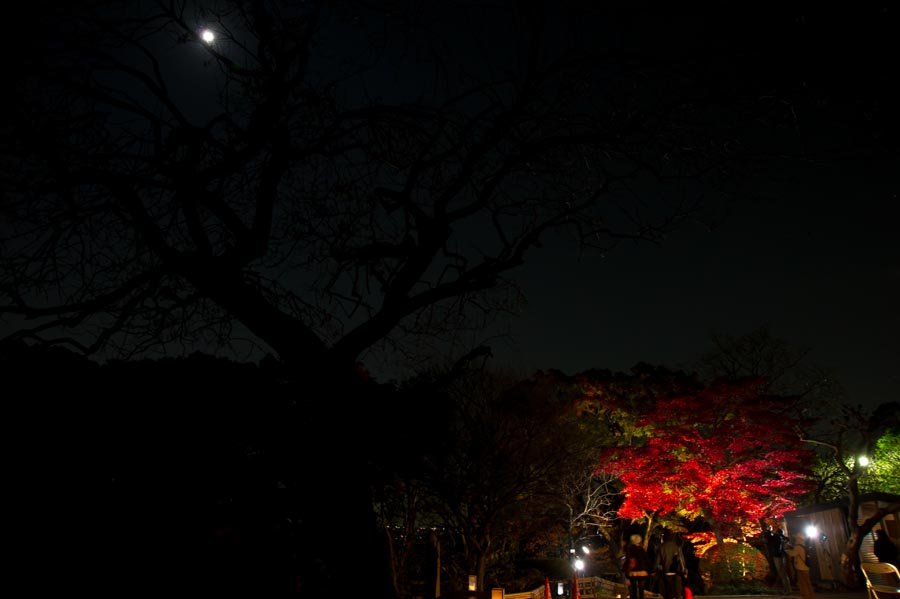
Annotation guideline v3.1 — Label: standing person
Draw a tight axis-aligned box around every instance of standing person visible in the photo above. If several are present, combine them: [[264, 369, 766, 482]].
[[624, 534, 651, 599], [654, 530, 687, 599], [873, 529, 899, 567], [786, 534, 815, 599], [765, 525, 792, 595]]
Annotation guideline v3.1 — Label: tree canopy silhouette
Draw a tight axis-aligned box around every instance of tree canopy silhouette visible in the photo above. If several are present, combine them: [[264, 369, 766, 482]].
[[2, 2, 786, 377]]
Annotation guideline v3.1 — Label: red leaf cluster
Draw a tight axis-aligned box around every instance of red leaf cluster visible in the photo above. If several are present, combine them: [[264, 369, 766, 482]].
[[596, 377, 815, 524]]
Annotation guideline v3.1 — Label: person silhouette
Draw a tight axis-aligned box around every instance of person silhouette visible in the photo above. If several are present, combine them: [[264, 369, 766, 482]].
[[654, 530, 687, 599], [786, 534, 815, 599], [873, 529, 898, 567], [765, 525, 792, 595], [624, 534, 651, 599]]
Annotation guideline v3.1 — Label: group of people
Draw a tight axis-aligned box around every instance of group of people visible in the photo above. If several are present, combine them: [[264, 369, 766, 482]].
[[760, 525, 900, 599], [621, 525, 898, 599], [622, 531, 687, 599], [765, 525, 815, 599]]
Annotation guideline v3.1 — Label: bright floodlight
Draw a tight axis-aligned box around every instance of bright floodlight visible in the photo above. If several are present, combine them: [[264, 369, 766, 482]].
[[574, 558, 584, 571], [201, 29, 215, 43], [805, 525, 818, 539], [859, 456, 870, 467]]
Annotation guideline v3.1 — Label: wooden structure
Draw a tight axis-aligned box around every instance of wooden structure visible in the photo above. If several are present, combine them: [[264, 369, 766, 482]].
[[783, 492, 900, 588]]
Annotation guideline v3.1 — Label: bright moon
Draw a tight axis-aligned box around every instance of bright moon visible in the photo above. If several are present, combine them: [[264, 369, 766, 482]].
[[201, 29, 215, 43]]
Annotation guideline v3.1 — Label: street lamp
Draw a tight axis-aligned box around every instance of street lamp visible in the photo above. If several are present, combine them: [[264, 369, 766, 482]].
[[571, 545, 589, 573]]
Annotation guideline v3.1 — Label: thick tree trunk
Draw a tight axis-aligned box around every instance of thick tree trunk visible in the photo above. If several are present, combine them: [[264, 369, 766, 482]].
[[289, 371, 397, 598]]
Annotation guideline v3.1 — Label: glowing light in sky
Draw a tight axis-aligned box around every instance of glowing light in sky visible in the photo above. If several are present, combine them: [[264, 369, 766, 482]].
[[200, 29, 215, 43]]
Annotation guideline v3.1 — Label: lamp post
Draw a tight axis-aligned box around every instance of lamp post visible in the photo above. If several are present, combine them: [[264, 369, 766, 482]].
[[574, 558, 585, 575], [570, 541, 592, 566], [570, 542, 589, 599], [573, 558, 584, 599]]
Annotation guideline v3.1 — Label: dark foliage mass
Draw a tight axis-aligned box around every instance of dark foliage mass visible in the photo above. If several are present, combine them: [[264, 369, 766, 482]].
[[3, 340, 408, 595]]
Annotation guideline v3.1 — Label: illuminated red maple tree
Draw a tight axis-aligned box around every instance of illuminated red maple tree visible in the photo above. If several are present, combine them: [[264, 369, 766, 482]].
[[596, 377, 815, 538]]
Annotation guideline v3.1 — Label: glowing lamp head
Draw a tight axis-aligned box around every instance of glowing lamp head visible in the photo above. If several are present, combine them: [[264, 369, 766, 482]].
[[200, 29, 215, 43]]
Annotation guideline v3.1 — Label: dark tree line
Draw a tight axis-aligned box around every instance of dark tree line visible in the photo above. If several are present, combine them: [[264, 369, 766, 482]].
[[1, 340, 594, 596]]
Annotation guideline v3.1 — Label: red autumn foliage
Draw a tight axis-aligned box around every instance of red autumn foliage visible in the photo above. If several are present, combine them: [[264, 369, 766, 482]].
[[597, 377, 815, 525]]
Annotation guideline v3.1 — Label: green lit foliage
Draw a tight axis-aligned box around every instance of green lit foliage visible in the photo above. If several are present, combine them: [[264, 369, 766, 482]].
[[803, 404, 899, 503], [865, 428, 900, 494], [806, 427, 899, 502], [807, 458, 848, 502], [701, 542, 769, 594]]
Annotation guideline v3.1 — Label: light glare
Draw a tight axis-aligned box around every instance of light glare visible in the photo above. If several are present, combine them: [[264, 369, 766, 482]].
[[201, 29, 215, 43]]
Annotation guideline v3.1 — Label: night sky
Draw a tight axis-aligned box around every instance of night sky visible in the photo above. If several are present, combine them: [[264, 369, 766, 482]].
[[462, 7, 900, 409], [502, 159, 898, 408], [2, 4, 898, 408]]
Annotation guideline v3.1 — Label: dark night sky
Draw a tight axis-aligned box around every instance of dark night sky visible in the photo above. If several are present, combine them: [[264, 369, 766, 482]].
[[498, 156, 899, 408], [476, 7, 900, 408], [2, 4, 897, 408]]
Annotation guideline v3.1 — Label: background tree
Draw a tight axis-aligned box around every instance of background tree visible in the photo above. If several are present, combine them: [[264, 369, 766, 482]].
[[807, 427, 900, 503], [411, 367, 581, 593], [529, 370, 631, 578], [595, 375, 816, 543], [1, 3, 733, 373], [813, 424, 899, 499], [370, 374, 457, 599], [559, 464, 627, 576], [694, 326, 831, 397], [797, 402, 900, 588], [694, 327, 900, 587], [575, 365, 716, 544]]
